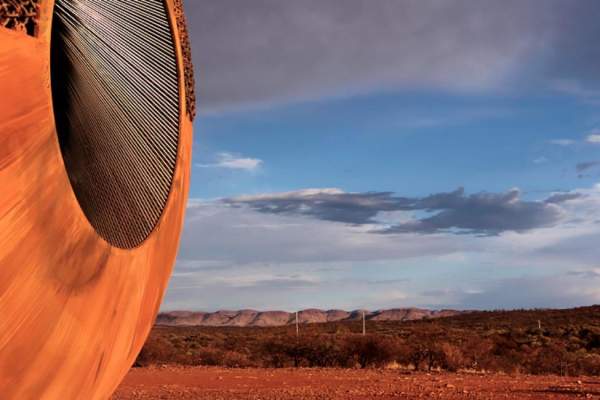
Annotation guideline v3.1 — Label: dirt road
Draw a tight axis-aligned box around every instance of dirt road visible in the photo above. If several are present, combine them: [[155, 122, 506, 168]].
[[112, 366, 600, 399]]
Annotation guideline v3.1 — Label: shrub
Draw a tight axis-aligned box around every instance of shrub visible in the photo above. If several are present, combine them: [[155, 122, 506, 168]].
[[344, 335, 397, 368], [137, 306, 600, 376], [441, 343, 465, 372]]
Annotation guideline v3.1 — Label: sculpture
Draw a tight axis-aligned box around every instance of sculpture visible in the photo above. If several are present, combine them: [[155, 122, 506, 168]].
[[0, 0, 194, 398]]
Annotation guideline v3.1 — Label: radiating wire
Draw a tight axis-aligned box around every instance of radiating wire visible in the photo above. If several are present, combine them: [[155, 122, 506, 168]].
[[51, 0, 180, 249]]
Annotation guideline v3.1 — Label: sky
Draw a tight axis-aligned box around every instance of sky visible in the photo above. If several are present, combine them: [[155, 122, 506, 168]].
[[162, 0, 600, 312]]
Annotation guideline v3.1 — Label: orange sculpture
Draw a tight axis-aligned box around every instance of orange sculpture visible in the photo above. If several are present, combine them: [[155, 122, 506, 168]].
[[0, 0, 194, 398]]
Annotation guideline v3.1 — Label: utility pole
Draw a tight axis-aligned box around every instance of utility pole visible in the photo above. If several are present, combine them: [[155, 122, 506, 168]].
[[538, 320, 542, 330], [296, 311, 299, 338], [362, 311, 366, 336]]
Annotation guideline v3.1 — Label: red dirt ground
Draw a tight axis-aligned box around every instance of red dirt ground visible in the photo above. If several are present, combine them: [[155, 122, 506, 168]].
[[112, 366, 600, 399]]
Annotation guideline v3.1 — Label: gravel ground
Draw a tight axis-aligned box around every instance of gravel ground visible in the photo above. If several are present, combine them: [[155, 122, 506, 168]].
[[112, 366, 600, 399]]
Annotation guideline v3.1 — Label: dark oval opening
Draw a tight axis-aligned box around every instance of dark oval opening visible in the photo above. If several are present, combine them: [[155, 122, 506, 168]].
[[50, 0, 180, 249]]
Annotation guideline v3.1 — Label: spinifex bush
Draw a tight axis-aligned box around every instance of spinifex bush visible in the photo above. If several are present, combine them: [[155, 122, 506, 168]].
[[137, 306, 600, 376]]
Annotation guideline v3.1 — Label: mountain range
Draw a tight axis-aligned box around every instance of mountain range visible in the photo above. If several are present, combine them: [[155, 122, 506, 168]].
[[156, 308, 463, 327]]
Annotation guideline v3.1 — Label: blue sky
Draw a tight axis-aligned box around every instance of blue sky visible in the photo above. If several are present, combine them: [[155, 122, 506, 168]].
[[194, 90, 600, 198], [163, 0, 600, 311]]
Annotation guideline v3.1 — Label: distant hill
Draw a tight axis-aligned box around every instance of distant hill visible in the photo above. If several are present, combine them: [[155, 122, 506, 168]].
[[156, 307, 463, 327]]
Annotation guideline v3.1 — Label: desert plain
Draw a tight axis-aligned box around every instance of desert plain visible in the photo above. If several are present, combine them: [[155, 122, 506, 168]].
[[113, 366, 600, 399], [112, 306, 600, 399]]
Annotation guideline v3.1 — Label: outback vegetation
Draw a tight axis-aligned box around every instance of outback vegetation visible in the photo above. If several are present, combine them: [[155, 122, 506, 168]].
[[137, 306, 600, 376]]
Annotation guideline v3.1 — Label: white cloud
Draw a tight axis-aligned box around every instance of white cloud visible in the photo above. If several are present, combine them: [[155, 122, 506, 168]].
[[548, 130, 600, 146], [196, 152, 263, 171], [234, 188, 344, 202], [163, 184, 600, 311], [178, 199, 462, 266], [551, 79, 600, 101], [549, 139, 575, 146], [586, 130, 600, 144]]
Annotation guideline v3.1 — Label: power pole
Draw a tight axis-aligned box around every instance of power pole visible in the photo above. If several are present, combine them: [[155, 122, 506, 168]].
[[362, 311, 366, 336], [296, 311, 299, 338]]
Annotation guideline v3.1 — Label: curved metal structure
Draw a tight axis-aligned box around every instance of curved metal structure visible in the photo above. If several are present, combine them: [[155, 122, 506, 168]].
[[0, 0, 194, 398]]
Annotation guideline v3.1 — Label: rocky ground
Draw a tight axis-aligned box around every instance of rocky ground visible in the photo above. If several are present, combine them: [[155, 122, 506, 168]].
[[112, 366, 600, 399]]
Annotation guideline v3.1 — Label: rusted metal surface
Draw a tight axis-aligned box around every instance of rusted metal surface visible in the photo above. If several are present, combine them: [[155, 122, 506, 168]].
[[173, 0, 196, 120], [0, 0, 192, 398], [0, 0, 40, 36]]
